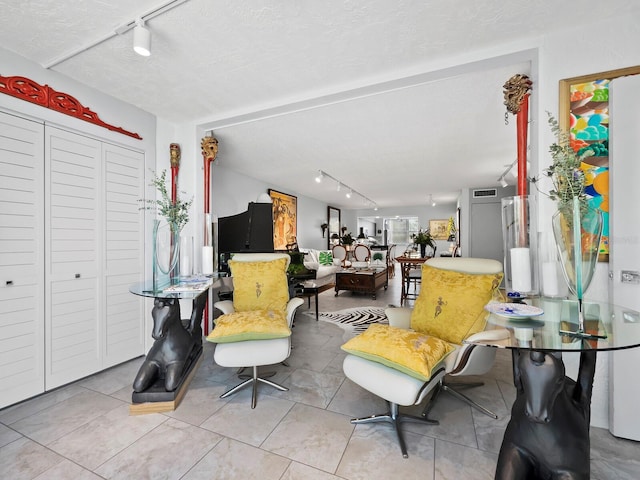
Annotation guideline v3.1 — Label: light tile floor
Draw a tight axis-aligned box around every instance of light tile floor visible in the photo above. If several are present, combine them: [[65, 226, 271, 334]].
[[1, 269, 640, 479]]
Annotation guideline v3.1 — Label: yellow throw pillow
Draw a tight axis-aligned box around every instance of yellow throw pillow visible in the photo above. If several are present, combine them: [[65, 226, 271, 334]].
[[206, 310, 290, 343], [410, 264, 503, 344], [341, 324, 454, 381], [229, 258, 289, 313]]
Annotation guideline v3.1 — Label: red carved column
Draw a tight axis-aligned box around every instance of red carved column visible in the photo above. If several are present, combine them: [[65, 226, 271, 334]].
[[200, 136, 219, 335]]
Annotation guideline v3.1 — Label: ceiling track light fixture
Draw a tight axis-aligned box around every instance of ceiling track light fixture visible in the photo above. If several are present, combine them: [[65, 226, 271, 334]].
[[133, 19, 151, 56], [314, 169, 377, 209], [429, 194, 436, 207], [497, 158, 518, 188], [41, 0, 190, 68]]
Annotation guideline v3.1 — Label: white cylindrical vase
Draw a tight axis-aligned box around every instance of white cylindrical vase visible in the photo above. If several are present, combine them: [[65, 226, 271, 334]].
[[501, 195, 538, 296]]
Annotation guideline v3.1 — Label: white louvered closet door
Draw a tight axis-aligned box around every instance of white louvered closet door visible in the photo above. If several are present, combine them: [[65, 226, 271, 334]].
[[0, 111, 45, 408], [45, 127, 102, 389], [102, 143, 145, 367]]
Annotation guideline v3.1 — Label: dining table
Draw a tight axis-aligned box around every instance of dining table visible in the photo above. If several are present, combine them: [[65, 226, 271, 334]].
[[395, 254, 430, 305]]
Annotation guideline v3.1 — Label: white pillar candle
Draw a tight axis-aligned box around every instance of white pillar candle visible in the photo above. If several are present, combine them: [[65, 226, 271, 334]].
[[542, 261, 559, 297], [202, 246, 214, 275], [510, 247, 532, 292], [180, 236, 192, 277]]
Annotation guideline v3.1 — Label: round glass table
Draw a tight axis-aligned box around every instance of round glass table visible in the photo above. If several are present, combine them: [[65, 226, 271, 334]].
[[465, 297, 640, 479]]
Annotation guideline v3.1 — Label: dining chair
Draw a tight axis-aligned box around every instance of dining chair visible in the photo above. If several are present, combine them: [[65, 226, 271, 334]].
[[352, 244, 371, 268], [332, 244, 350, 267]]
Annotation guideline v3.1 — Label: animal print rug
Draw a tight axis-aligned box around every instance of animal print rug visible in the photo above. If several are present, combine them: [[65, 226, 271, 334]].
[[316, 306, 389, 337]]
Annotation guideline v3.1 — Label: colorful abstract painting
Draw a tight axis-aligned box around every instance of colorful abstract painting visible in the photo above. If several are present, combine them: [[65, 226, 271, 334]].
[[568, 80, 610, 259]]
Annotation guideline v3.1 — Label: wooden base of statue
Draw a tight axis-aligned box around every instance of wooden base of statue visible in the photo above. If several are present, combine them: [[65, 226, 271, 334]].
[[129, 348, 202, 415]]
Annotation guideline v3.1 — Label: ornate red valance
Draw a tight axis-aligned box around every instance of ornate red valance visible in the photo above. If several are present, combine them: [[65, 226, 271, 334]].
[[0, 74, 142, 140]]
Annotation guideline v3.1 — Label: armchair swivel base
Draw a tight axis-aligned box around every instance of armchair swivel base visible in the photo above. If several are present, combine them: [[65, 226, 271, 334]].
[[351, 401, 439, 458], [422, 379, 498, 420], [220, 365, 288, 409]]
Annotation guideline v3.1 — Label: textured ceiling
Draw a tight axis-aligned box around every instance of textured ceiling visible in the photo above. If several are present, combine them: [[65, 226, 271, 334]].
[[2, 0, 639, 209]]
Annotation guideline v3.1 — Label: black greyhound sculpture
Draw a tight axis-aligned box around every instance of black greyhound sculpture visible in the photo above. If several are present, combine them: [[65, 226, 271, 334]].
[[495, 349, 596, 480], [133, 292, 206, 393]]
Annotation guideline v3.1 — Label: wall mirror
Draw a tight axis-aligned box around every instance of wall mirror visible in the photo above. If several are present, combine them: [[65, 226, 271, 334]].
[[327, 206, 341, 249]]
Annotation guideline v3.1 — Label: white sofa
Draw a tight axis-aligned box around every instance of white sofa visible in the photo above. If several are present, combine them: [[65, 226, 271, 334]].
[[300, 248, 340, 285]]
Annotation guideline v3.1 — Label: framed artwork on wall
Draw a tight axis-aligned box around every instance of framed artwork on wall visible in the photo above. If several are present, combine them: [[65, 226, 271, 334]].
[[559, 65, 640, 262], [269, 189, 297, 250], [429, 219, 449, 240]]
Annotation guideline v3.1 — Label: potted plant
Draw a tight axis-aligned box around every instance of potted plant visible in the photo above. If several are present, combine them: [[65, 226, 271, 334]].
[[411, 228, 435, 258], [341, 232, 355, 247]]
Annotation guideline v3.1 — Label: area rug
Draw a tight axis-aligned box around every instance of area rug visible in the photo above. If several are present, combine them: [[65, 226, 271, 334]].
[[317, 306, 389, 337]]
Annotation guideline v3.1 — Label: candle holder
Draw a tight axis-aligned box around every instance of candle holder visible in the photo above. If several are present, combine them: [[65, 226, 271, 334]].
[[501, 195, 538, 297]]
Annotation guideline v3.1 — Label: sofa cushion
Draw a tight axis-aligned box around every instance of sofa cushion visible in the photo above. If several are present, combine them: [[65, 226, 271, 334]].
[[319, 250, 333, 266]]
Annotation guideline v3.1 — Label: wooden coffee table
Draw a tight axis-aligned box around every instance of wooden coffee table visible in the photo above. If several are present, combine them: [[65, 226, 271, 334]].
[[335, 267, 388, 299]]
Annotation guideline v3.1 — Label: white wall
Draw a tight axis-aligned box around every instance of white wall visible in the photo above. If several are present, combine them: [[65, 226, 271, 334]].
[[534, 13, 640, 428]]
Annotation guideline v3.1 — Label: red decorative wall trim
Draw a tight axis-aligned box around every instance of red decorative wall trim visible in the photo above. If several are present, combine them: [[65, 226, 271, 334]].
[[0, 74, 142, 140]]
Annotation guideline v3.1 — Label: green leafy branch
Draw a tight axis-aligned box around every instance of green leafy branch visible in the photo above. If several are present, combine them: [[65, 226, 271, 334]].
[[533, 112, 594, 217], [139, 169, 193, 233]]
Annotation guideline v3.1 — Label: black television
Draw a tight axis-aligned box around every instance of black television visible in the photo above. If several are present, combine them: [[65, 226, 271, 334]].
[[217, 202, 274, 272]]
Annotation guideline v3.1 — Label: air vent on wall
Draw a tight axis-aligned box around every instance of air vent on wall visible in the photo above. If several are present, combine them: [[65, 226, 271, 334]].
[[472, 188, 498, 198]]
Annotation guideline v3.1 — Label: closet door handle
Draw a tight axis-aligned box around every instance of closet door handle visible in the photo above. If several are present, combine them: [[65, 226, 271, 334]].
[[75, 273, 81, 279], [6, 280, 13, 286]]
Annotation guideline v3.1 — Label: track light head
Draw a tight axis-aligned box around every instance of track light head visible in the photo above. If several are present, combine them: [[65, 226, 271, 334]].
[[315, 171, 324, 183], [500, 177, 509, 188], [133, 19, 151, 57], [346, 190, 352, 199]]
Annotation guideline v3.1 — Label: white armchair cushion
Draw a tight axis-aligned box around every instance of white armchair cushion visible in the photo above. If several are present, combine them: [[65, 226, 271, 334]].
[[344, 354, 446, 406], [214, 337, 290, 367]]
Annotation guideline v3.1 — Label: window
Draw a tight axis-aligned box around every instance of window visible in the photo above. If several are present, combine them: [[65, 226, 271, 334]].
[[387, 217, 420, 244]]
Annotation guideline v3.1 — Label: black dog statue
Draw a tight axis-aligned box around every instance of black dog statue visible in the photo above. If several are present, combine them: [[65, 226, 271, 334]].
[[133, 295, 204, 393], [495, 349, 596, 480]]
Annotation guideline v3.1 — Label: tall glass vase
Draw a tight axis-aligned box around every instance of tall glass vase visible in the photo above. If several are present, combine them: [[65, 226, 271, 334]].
[[552, 196, 604, 338], [152, 219, 180, 292]]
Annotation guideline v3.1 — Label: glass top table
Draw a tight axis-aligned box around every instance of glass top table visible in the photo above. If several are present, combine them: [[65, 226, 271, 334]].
[[466, 296, 640, 478], [467, 296, 640, 352], [129, 275, 218, 300]]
